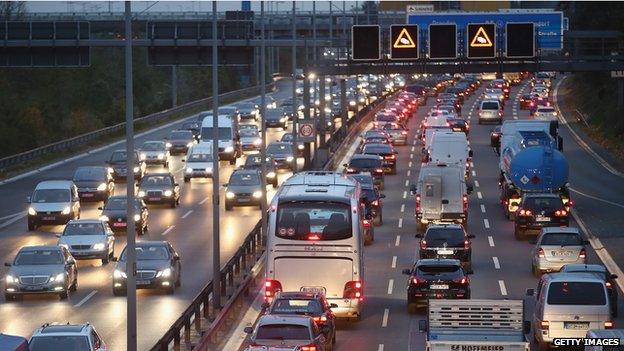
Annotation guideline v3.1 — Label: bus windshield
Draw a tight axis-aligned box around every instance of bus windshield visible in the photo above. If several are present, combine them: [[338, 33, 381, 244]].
[[276, 202, 352, 240]]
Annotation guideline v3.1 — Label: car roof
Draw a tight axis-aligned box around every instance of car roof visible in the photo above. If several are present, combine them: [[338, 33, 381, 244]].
[[66, 219, 104, 225], [33, 324, 91, 336], [561, 264, 607, 273], [416, 258, 461, 266], [232, 168, 261, 176], [426, 223, 464, 230], [19, 245, 62, 252], [275, 291, 323, 300], [257, 314, 312, 327], [540, 227, 581, 234], [35, 180, 74, 189], [136, 240, 169, 247], [142, 172, 173, 178], [351, 154, 382, 160], [545, 272, 606, 283]]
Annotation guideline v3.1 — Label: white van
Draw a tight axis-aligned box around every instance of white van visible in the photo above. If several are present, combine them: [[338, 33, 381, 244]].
[[183, 143, 214, 182], [585, 329, 624, 351], [200, 113, 241, 165], [27, 180, 81, 231], [427, 131, 472, 177]]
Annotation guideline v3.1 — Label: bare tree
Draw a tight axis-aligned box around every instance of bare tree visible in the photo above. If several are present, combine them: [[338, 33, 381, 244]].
[[0, 1, 27, 21]]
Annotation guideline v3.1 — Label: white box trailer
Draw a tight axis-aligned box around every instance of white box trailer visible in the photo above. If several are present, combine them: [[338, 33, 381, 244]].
[[421, 299, 530, 351]]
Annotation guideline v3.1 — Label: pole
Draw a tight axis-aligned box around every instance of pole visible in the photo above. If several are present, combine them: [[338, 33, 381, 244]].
[[211, 0, 221, 313], [355, 1, 358, 25], [291, 1, 298, 173], [319, 76, 326, 148], [260, 2, 269, 249], [342, 1, 346, 58], [340, 78, 347, 133], [303, 42, 311, 170], [171, 66, 178, 107], [312, 1, 317, 62], [123, 3, 137, 351]]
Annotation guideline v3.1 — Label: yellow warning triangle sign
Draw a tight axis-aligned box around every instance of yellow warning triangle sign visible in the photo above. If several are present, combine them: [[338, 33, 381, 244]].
[[393, 28, 416, 49], [470, 26, 493, 47]]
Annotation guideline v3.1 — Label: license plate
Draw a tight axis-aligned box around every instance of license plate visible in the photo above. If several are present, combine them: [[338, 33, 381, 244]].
[[552, 251, 573, 256], [136, 280, 150, 285], [430, 284, 449, 290], [149, 197, 160, 201], [453, 128, 462, 132], [42, 216, 55, 221], [81, 193, 94, 197], [112, 222, 127, 227], [238, 198, 250, 203], [437, 249, 454, 255], [24, 285, 43, 291], [301, 286, 326, 294], [565, 322, 589, 330], [536, 216, 551, 222]]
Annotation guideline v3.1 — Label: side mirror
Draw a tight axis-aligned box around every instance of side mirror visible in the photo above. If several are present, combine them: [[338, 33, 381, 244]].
[[526, 288, 535, 297], [611, 274, 619, 279], [330, 303, 338, 308], [111, 257, 118, 262], [4, 262, 11, 267], [418, 320, 427, 333], [55, 233, 61, 238], [26, 196, 31, 203], [180, 159, 185, 162], [409, 185, 417, 194], [380, 194, 386, 199], [402, 268, 412, 275], [243, 326, 253, 334], [468, 150, 474, 158], [467, 234, 475, 239]]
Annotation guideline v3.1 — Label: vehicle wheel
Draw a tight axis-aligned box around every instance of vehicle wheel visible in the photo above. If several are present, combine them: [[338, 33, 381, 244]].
[[272, 180, 278, 188], [184, 177, 190, 183], [113, 287, 126, 296], [170, 200, 176, 209], [374, 212, 382, 226], [509, 212, 516, 221], [102, 254, 109, 265], [4, 293, 15, 301], [166, 284, 175, 295], [612, 304, 618, 318], [59, 291, 68, 300], [537, 341, 550, 351], [137, 226, 145, 236], [466, 262, 473, 274], [407, 303, 418, 314], [225, 203, 232, 211], [332, 332, 336, 345], [326, 341, 333, 351], [175, 271, 182, 288], [532, 265, 541, 278], [229, 158, 236, 166], [364, 235, 372, 246], [513, 225, 523, 240], [70, 275, 78, 292], [28, 221, 37, 231]]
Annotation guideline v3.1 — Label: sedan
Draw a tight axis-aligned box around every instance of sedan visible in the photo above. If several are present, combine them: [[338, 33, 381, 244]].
[[139, 140, 169, 167], [266, 142, 296, 170], [106, 149, 146, 182], [264, 108, 288, 130], [99, 196, 149, 236], [531, 227, 588, 276], [381, 123, 408, 146], [244, 315, 328, 351], [72, 166, 114, 202], [180, 120, 201, 141], [57, 219, 115, 264], [165, 130, 195, 155], [240, 128, 262, 152], [243, 154, 278, 188], [514, 194, 569, 239], [137, 173, 180, 208], [112, 241, 181, 295], [361, 143, 398, 174], [224, 169, 264, 210], [237, 101, 258, 121], [417, 224, 474, 273], [280, 133, 305, 156], [344, 154, 384, 189]]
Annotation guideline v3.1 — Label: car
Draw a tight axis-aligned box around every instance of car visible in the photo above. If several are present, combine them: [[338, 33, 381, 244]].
[[514, 193, 570, 239], [266, 142, 296, 170], [358, 178, 385, 225], [165, 129, 195, 155], [416, 224, 475, 273], [137, 173, 180, 208], [436, 98, 461, 113], [446, 118, 469, 135], [27, 180, 81, 231], [243, 154, 278, 188], [560, 264, 619, 317], [478, 99, 503, 125], [531, 227, 588, 277], [237, 101, 259, 121], [266, 292, 337, 349], [99, 196, 149, 236], [280, 133, 305, 156], [360, 130, 393, 146], [72, 166, 114, 202], [490, 126, 502, 151], [519, 93, 532, 110], [253, 95, 276, 110], [381, 122, 408, 146], [244, 315, 328, 351], [361, 143, 398, 175], [373, 111, 400, 128], [180, 120, 201, 141], [225, 169, 264, 210], [184, 143, 215, 182], [29, 323, 107, 351], [402, 259, 470, 313], [4, 245, 78, 300], [534, 106, 559, 122], [264, 108, 289, 130], [240, 128, 262, 152], [112, 241, 181, 295], [139, 141, 169, 167], [344, 154, 384, 189], [106, 149, 146, 181], [57, 219, 115, 264]]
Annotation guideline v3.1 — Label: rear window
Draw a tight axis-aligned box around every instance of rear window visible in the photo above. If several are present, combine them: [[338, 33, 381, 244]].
[[417, 264, 461, 275], [276, 202, 352, 241], [424, 227, 465, 247], [349, 158, 381, 168], [376, 114, 397, 122], [547, 282, 606, 305], [270, 299, 323, 314], [362, 145, 392, 154], [538, 107, 555, 113], [541, 233, 583, 246], [256, 324, 310, 340], [481, 102, 499, 110]]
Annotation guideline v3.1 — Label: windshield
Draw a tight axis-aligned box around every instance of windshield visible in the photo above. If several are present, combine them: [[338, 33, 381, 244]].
[[363, 145, 392, 154], [267, 144, 292, 155], [424, 227, 465, 247], [538, 108, 555, 113], [482, 102, 499, 110], [15, 250, 64, 265], [417, 264, 461, 276], [141, 175, 172, 187], [201, 127, 232, 141], [142, 142, 164, 151], [32, 189, 70, 203], [110, 151, 127, 162], [121, 245, 169, 261], [362, 188, 377, 201], [256, 324, 310, 340], [104, 197, 139, 211], [169, 131, 192, 140], [265, 110, 284, 119], [276, 202, 352, 240], [240, 129, 259, 137], [523, 197, 563, 211], [181, 121, 199, 129], [376, 114, 397, 122], [188, 152, 213, 162], [349, 158, 380, 168], [73, 168, 105, 181], [63, 222, 104, 236], [541, 233, 583, 246], [29, 336, 90, 351], [230, 172, 260, 185], [547, 282, 606, 305], [238, 102, 255, 110], [270, 299, 323, 315], [281, 134, 294, 142]]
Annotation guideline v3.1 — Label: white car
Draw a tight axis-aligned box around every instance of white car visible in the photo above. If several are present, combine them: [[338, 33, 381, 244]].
[[483, 88, 504, 102], [57, 219, 115, 264], [139, 140, 169, 167], [531, 87, 549, 98], [534, 106, 558, 121]]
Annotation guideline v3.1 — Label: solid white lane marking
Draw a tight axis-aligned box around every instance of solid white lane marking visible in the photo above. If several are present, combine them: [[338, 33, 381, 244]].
[[480, 204, 486, 213], [74, 290, 97, 307], [382, 308, 389, 327], [398, 218, 403, 228], [403, 191, 407, 199], [488, 236, 495, 247], [400, 204, 405, 213], [392, 256, 397, 268], [199, 196, 209, 205], [472, 170, 476, 177], [498, 280, 508, 296], [493, 257, 500, 269], [477, 191, 483, 199], [474, 180, 480, 188], [406, 170, 411, 177], [0, 211, 23, 221], [405, 180, 409, 187], [0, 213, 26, 230], [378, 345, 384, 351], [484, 219, 490, 229], [387, 279, 394, 294], [395, 235, 401, 246], [161, 225, 175, 236], [181, 210, 193, 219], [570, 187, 624, 209], [408, 161, 413, 168]]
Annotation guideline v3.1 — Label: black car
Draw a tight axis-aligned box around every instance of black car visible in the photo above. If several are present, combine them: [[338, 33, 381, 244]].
[[112, 241, 181, 295], [180, 120, 201, 141], [137, 173, 180, 208], [560, 264, 619, 317], [264, 108, 288, 130], [280, 133, 305, 156], [72, 166, 114, 202], [361, 183, 385, 226], [416, 224, 474, 273], [99, 196, 149, 236], [165, 130, 195, 155], [514, 193, 570, 239], [447, 118, 470, 135], [344, 154, 385, 189], [265, 291, 337, 348], [519, 94, 532, 110], [361, 143, 398, 175], [106, 149, 146, 182], [266, 142, 296, 170], [402, 259, 470, 313], [490, 125, 502, 152], [243, 154, 278, 188], [224, 169, 264, 210]]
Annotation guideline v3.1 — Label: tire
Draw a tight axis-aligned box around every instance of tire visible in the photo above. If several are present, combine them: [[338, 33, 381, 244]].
[[514, 225, 524, 240], [59, 291, 68, 300], [272, 180, 278, 188], [332, 331, 336, 345], [170, 200, 176, 209], [70, 275, 78, 292], [466, 262, 473, 274], [137, 225, 145, 236], [166, 284, 175, 295], [532, 265, 541, 278], [229, 158, 236, 166], [537, 341, 550, 351], [28, 221, 36, 231], [407, 303, 419, 314], [184, 177, 190, 183], [175, 270, 182, 288], [225, 203, 233, 211], [612, 304, 618, 318], [113, 287, 126, 296], [364, 235, 372, 246], [102, 254, 109, 265], [374, 212, 382, 226], [4, 293, 15, 301]]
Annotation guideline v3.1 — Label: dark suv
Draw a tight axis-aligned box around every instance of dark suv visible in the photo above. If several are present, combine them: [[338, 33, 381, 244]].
[[344, 154, 385, 189], [514, 193, 569, 239], [361, 143, 398, 175], [417, 224, 474, 273]]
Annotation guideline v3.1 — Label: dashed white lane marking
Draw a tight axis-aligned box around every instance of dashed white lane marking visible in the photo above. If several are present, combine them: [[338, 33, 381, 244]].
[[398, 218, 403, 228], [378, 344, 384, 351], [469, 161, 474, 168], [413, 139, 417, 146], [474, 180, 480, 188], [409, 153, 413, 159], [382, 308, 389, 327], [480, 204, 486, 213], [513, 115, 518, 120], [403, 191, 407, 199], [199, 196, 209, 205], [387, 279, 394, 294], [181, 210, 193, 219], [74, 290, 97, 307], [493, 257, 500, 269], [406, 170, 411, 177], [395, 235, 401, 246], [400, 204, 405, 213], [161, 225, 175, 236], [477, 191, 483, 199], [472, 170, 476, 177], [484, 219, 490, 229], [405, 180, 409, 187], [411, 146, 415, 152], [392, 256, 397, 268], [488, 236, 495, 247], [408, 161, 413, 168], [498, 280, 508, 296]]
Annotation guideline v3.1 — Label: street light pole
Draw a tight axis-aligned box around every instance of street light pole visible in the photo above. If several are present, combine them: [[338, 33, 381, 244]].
[[211, 0, 221, 313], [260, 2, 269, 248], [291, 1, 298, 173], [123, 3, 137, 351]]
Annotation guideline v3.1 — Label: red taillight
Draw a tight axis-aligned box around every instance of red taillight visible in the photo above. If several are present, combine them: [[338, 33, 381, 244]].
[[346, 167, 355, 173], [606, 281, 613, 289], [412, 277, 426, 285], [540, 320, 550, 329], [463, 194, 468, 211], [308, 234, 321, 240], [538, 248, 545, 258], [385, 154, 396, 160], [579, 248, 587, 259], [343, 281, 363, 300], [530, 102, 535, 107], [464, 239, 470, 250], [605, 321, 614, 329], [264, 279, 282, 299], [371, 200, 379, 206], [454, 276, 468, 285], [420, 240, 427, 250], [519, 209, 532, 216], [312, 315, 328, 324], [416, 194, 421, 211], [301, 345, 318, 351], [362, 219, 371, 229], [555, 209, 568, 217], [401, 131, 408, 135]]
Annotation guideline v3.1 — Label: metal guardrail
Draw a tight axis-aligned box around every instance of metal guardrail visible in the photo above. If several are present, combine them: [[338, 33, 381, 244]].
[[0, 83, 274, 173]]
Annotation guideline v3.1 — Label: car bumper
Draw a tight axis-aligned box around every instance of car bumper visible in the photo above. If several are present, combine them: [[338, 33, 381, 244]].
[[226, 197, 261, 207], [78, 190, 108, 201], [266, 121, 286, 128], [144, 158, 167, 165], [218, 151, 237, 161], [241, 144, 261, 151], [186, 170, 213, 178], [141, 196, 174, 204], [408, 288, 470, 304], [169, 145, 189, 154], [534, 258, 586, 273], [29, 213, 72, 225], [274, 159, 294, 169], [114, 277, 174, 290], [516, 219, 569, 234], [328, 297, 362, 319], [69, 249, 108, 260], [5, 283, 67, 295]]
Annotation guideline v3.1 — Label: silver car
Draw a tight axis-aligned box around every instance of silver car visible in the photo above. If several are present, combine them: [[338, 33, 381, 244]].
[[140, 141, 169, 167], [57, 219, 115, 264], [531, 227, 588, 276], [240, 128, 262, 151]]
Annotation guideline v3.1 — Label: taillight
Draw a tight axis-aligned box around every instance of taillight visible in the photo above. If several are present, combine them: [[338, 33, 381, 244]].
[[375, 168, 384, 173], [464, 239, 470, 250], [519, 209, 532, 216], [385, 154, 396, 160], [540, 320, 550, 330], [308, 234, 321, 240], [346, 167, 355, 173], [554, 209, 568, 217], [605, 321, 614, 329], [579, 248, 587, 259], [343, 281, 363, 300], [312, 315, 328, 324], [371, 200, 379, 206], [412, 277, 426, 285], [401, 131, 408, 135], [301, 345, 318, 351], [362, 219, 371, 229], [463, 194, 468, 211], [416, 194, 421, 211], [420, 240, 427, 250], [538, 248, 545, 258], [454, 276, 468, 285], [264, 279, 282, 299]]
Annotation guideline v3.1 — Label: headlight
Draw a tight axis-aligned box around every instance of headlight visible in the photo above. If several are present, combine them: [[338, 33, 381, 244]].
[[165, 142, 172, 148], [28, 207, 36, 216], [139, 153, 146, 161], [187, 142, 194, 148], [224, 146, 234, 153], [254, 138, 262, 145], [163, 190, 173, 197], [92, 243, 105, 251], [5, 275, 15, 284], [297, 144, 304, 150], [226, 192, 235, 199], [359, 97, 366, 103], [156, 268, 172, 278], [349, 100, 356, 106], [252, 191, 262, 199], [107, 167, 114, 174], [286, 156, 294, 162], [59, 243, 69, 250], [157, 153, 165, 160], [138, 190, 146, 197], [97, 183, 107, 191], [113, 269, 127, 279], [133, 166, 140, 173], [186, 167, 193, 173], [61, 206, 71, 215], [99, 215, 109, 222], [266, 171, 276, 178], [134, 214, 141, 222], [49, 273, 64, 282]]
